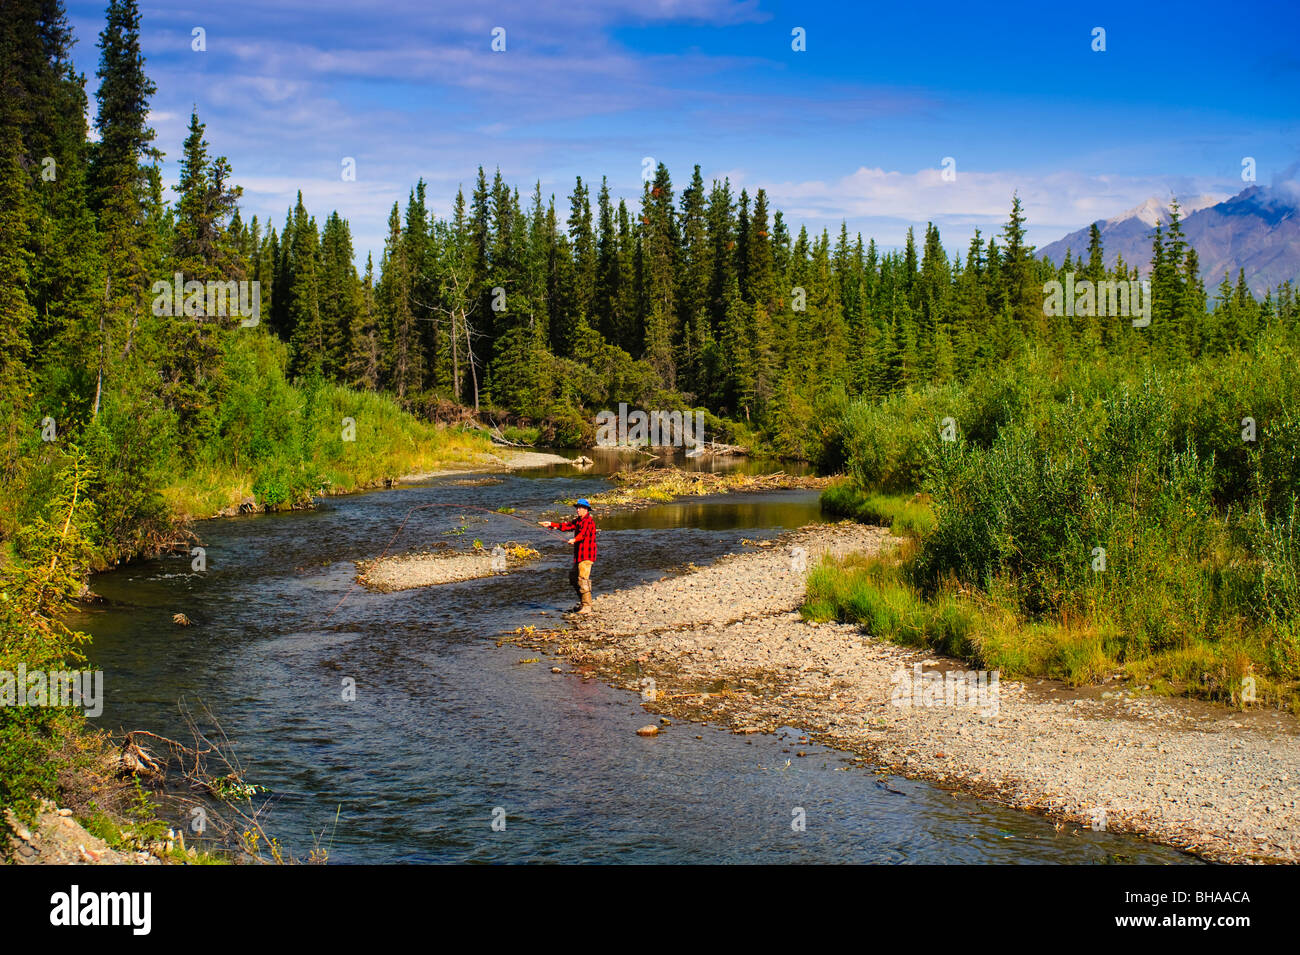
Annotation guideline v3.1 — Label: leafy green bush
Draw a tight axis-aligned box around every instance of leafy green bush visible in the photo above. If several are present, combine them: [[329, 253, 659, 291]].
[[823, 334, 1300, 706], [540, 402, 595, 448]]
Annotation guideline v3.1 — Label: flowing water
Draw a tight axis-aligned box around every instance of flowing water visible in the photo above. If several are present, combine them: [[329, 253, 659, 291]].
[[74, 452, 1195, 863]]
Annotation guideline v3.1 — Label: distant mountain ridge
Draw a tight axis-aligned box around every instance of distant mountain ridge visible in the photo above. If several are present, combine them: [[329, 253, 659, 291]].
[[1039, 186, 1300, 296]]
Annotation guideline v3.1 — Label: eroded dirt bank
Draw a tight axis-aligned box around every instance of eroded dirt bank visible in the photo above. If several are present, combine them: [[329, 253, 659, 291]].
[[527, 521, 1300, 864]]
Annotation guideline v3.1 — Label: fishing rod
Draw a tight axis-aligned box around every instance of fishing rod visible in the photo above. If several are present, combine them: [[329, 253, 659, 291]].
[[321, 499, 580, 621], [439, 502, 574, 537]]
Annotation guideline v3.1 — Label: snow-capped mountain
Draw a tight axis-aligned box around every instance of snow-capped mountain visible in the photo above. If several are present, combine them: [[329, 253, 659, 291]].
[[1039, 187, 1299, 296]]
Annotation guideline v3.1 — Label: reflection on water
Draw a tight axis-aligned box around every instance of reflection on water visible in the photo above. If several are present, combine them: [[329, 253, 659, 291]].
[[72, 469, 1194, 864]]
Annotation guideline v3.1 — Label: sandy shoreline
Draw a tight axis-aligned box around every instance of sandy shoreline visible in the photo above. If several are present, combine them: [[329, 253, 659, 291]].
[[534, 521, 1300, 864]]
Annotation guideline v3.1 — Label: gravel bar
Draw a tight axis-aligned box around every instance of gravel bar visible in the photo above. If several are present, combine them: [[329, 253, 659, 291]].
[[550, 520, 1300, 864]]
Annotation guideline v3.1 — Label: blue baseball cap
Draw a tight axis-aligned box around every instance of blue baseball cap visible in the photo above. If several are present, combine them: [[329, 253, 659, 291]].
[[575, 499, 591, 508]]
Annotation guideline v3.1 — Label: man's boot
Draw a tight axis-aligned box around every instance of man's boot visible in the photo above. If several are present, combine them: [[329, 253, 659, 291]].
[[567, 564, 583, 612]]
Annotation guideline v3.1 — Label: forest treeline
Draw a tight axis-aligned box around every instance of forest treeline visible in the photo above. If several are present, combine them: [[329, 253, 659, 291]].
[[6, 0, 1299, 534], [10, 0, 1300, 478]]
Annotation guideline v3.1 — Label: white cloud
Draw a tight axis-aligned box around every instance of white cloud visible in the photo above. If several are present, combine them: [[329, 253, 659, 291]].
[[737, 165, 1246, 250]]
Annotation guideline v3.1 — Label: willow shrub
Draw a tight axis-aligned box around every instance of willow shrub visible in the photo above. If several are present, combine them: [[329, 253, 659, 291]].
[[917, 380, 1228, 648], [832, 387, 956, 494], [822, 363, 1027, 491], [823, 337, 1300, 703], [1162, 342, 1300, 511]]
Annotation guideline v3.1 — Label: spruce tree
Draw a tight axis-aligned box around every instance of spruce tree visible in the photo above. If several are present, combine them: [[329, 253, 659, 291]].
[[595, 177, 618, 344], [286, 193, 325, 379], [677, 165, 711, 399], [0, 19, 37, 417], [376, 201, 419, 396], [318, 211, 362, 377], [639, 163, 677, 386], [1085, 222, 1104, 281], [998, 194, 1037, 342], [88, 0, 158, 377]]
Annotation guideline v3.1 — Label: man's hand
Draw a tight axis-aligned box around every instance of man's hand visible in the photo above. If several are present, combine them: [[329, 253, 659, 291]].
[[566, 538, 576, 545], [537, 520, 550, 527]]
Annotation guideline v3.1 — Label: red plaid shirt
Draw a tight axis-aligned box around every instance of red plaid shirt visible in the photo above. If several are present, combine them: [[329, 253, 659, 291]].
[[549, 513, 597, 563]]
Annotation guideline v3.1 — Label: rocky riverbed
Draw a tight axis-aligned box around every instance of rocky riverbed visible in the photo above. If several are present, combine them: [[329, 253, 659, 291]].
[[533, 520, 1300, 864]]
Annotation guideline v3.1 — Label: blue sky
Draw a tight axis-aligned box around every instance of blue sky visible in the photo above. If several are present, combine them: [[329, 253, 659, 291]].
[[65, 0, 1300, 265]]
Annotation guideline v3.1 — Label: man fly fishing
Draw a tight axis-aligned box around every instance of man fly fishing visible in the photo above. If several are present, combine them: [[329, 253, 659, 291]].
[[539, 498, 597, 614]]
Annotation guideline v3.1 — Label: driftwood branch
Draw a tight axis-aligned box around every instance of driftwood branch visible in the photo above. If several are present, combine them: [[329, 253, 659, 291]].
[[119, 699, 296, 863], [483, 418, 529, 447]]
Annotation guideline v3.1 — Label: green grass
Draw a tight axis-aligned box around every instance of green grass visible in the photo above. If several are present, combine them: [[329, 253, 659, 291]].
[[803, 547, 975, 660], [80, 796, 226, 864], [804, 548, 1286, 703], [821, 480, 936, 537]]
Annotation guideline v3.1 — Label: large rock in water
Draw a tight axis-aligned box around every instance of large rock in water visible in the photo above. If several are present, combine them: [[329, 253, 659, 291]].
[[636, 725, 660, 737]]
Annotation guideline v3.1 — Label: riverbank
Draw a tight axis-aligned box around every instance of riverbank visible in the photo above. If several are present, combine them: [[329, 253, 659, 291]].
[[176, 446, 578, 520], [535, 521, 1300, 864], [6, 801, 168, 865], [1, 729, 221, 865], [401, 448, 584, 482]]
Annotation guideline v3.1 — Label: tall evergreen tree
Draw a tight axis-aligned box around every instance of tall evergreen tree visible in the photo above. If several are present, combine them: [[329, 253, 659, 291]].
[[286, 192, 325, 378], [639, 163, 677, 386]]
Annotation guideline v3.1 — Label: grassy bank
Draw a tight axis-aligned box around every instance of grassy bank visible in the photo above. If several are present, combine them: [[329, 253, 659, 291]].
[[810, 337, 1300, 711], [163, 383, 491, 519], [821, 481, 936, 538], [160, 335, 493, 520]]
